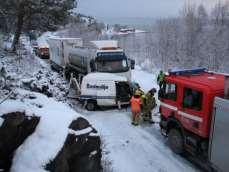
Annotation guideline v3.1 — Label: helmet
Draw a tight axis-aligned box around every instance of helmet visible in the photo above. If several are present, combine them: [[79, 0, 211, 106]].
[[141, 94, 146, 99], [150, 88, 157, 94], [135, 90, 141, 96]]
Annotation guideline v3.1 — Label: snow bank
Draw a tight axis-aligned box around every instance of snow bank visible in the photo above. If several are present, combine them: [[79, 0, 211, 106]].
[[132, 66, 159, 92], [0, 89, 81, 172]]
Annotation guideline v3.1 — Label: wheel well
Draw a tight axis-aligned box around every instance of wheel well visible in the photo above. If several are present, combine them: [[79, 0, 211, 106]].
[[85, 99, 97, 111], [166, 117, 184, 136], [87, 99, 97, 105]]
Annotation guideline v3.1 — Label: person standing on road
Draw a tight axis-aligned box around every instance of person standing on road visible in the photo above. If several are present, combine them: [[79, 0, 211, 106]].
[[142, 88, 157, 124], [130, 90, 142, 126], [157, 70, 165, 89]]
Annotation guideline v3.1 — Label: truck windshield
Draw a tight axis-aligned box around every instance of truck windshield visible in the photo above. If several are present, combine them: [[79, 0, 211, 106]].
[[96, 59, 128, 73], [95, 52, 129, 73]]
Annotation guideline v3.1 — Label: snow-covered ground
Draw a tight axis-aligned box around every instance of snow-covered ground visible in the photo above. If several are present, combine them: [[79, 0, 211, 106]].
[[73, 68, 199, 172]]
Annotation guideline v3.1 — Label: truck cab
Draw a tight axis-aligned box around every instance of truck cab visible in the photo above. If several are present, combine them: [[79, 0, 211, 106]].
[[90, 40, 134, 82], [93, 49, 133, 81], [159, 68, 225, 157]]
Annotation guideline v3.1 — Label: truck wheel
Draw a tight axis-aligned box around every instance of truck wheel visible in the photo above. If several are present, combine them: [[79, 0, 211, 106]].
[[64, 70, 71, 80], [51, 64, 55, 71], [86, 100, 96, 111], [168, 129, 184, 154]]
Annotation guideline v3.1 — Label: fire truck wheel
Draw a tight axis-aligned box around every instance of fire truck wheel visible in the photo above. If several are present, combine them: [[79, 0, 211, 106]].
[[86, 100, 97, 111], [168, 129, 184, 154]]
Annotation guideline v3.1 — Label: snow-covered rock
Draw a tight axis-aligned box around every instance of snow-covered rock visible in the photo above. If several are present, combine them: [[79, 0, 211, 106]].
[[46, 117, 101, 172], [0, 111, 40, 171], [0, 89, 101, 172]]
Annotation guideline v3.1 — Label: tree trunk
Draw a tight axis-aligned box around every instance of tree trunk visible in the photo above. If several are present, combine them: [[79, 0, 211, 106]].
[[12, 10, 24, 52]]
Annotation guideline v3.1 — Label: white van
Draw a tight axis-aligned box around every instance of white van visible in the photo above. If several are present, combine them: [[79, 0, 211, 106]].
[[79, 73, 131, 110]]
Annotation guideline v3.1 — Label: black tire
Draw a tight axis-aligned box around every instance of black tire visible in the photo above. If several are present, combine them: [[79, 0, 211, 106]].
[[64, 70, 71, 81], [50, 64, 55, 71], [168, 128, 184, 154], [86, 100, 97, 111]]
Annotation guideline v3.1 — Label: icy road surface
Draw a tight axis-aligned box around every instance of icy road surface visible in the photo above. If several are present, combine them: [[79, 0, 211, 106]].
[[73, 68, 199, 172]]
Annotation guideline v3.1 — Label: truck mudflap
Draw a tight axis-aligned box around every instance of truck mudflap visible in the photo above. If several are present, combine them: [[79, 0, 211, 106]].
[[159, 115, 167, 129]]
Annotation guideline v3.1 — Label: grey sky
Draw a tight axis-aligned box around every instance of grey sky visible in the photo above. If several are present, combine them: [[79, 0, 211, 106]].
[[77, 0, 222, 18]]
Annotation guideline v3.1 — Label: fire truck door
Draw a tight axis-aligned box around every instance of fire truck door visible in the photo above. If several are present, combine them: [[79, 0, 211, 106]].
[[179, 87, 204, 133]]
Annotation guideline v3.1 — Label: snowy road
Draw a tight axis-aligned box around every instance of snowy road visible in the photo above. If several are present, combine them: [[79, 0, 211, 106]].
[[79, 109, 198, 172], [72, 68, 199, 172]]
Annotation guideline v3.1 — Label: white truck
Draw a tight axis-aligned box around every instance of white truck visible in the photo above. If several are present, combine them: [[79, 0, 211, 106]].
[[48, 38, 135, 110], [48, 38, 135, 82], [48, 37, 83, 71]]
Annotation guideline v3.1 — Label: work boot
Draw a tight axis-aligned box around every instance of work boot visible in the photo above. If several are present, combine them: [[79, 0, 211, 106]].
[[149, 120, 155, 124], [143, 116, 150, 122], [134, 122, 139, 126], [143, 118, 148, 122]]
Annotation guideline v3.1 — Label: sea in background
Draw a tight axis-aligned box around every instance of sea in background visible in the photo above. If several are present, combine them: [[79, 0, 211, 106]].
[[97, 17, 156, 31]]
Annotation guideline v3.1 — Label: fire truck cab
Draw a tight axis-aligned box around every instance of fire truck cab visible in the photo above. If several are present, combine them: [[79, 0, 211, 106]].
[[159, 68, 225, 157]]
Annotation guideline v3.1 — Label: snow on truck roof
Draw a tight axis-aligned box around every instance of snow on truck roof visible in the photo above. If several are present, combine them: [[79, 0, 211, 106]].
[[167, 71, 225, 91], [84, 73, 127, 82], [37, 32, 55, 48], [96, 49, 124, 53], [90, 40, 118, 50]]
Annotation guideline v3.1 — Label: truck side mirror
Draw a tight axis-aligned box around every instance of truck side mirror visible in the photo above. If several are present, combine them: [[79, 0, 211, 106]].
[[130, 59, 135, 70], [90, 59, 96, 72]]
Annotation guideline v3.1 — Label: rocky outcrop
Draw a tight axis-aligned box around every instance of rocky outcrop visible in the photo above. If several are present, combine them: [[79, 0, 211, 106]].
[[21, 70, 68, 100], [46, 117, 102, 172], [0, 112, 40, 172]]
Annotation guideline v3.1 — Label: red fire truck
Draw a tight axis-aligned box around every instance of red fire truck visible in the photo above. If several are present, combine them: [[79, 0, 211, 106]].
[[159, 68, 229, 171]]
